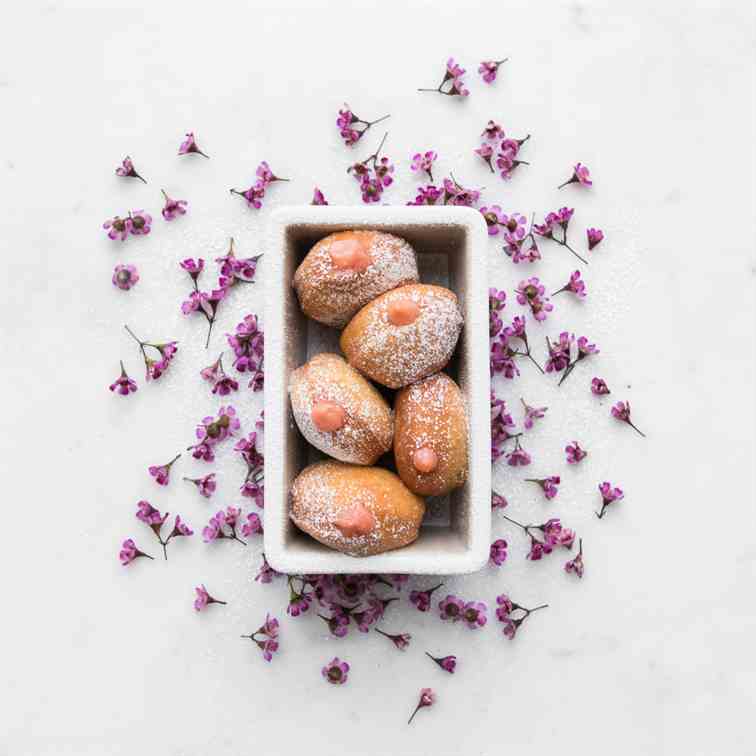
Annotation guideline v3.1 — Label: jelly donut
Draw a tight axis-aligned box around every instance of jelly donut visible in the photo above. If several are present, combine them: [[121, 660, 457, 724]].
[[340, 284, 464, 389], [394, 373, 469, 496], [289, 461, 426, 556], [292, 230, 419, 328], [288, 353, 393, 465]]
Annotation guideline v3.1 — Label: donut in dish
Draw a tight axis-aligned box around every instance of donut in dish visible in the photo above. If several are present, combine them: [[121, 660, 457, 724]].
[[393, 373, 469, 496], [289, 461, 425, 556], [292, 230, 419, 328], [340, 283, 464, 389], [288, 353, 393, 465]]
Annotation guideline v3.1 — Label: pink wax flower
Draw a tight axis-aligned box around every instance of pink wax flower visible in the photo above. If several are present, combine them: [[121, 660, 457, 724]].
[[553, 270, 587, 298], [565, 441, 588, 464], [128, 210, 152, 236], [178, 132, 209, 158], [148, 453, 181, 486], [136, 500, 168, 529], [410, 583, 444, 612], [161, 190, 188, 221], [311, 187, 328, 205], [115, 156, 146, 183], [179, 257, 204, 279], [183, 473, 216, 498], [545, 332, 574, 373], [200, 354, 238, 396], [489, 538, 508, 566], [611, 401, 646, 437], [522, 398, 548, 430], [202, 506, 246, 545], [516, 277, 553, 322], [119, 538, 153, 565], [475, 142, 494, 171], [438, 594, 465, 622], [558, 162, 592, 189], [491, 491, 508, 509], [241, 512, 263, 538], [336, 104, 390, 146], [525, 476, 561, 500], [418, 57, 470, 97], [478, 58, 508, 84], [587, 227, 604, 250], [411, 150, 437, 182], [109, 361, 137, 396], [591, 377, 611, 395], [462, 601, 487, 630], [103, 214, 132, 241], [597, 481, 624, 519], [408, 688, 435, 725], [495, 593, 548, 640], [480, 205, 506, 236], [375, 628, 411, 651], [194, 584, 226, 612], [407, 183, 443, 206], [242, 614, 279, 662], [230, 181, 265, 209], [506, 438, 531, 467], [425, 652, 456, 673], [322, 657, 350, 685], [112, 263, 139, 291], [255, 553, 281, 584], [565, 539, 585, 578]]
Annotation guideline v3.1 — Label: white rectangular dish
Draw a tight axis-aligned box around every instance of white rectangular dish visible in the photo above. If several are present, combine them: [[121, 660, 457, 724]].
[[264, 206, 490, 575]]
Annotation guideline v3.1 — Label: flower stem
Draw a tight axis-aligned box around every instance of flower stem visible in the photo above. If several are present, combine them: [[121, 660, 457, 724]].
[[124, 324, 143, 345], [500, 513, 528, 531], [628, 421, 646, 438]]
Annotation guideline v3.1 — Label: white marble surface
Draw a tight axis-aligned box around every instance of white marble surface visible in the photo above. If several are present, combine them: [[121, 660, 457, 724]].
[[1, 1, 754, 754]]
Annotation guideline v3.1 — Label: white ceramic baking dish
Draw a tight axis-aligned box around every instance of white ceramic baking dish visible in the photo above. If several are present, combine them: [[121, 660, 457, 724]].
[[264, 206, 490, 575]]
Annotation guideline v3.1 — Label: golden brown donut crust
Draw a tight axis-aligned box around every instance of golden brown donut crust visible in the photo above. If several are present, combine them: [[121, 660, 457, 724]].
[[340, 284, 464, 389], [288, 353, 393, 465], [292, 230, 419, 328], [394, 373, 469, 496], [289, 461, 426, 556]]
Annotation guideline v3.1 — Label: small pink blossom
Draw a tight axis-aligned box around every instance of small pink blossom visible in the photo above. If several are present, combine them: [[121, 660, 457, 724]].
[[553, 270, 586, 299], [112, 263, 139, 291], [178, 132, 209, 158], [438, 594, 465, 622], [565, 441, 588, 464], [495, 593, 548, 640], [462, 601, 487, 630], [241, 512, 263, 538], [480, 205, 506, 236], [375, 628, 411, 651], [491, 491, 509, 509], [516, 277, 553, 322], [230, 181, 265, 209], [587, 228, 604, 250], [611, 401, 646, 437], [109, 361, 137, 396], [522, 399, 547, 430], [426, 653, 456, 673], [322, 657, 350, 685], [161, 190, 188, 221], [597, 482, 624, 519], [148, 454, 181, 486], [103, 215, 131, 241], [410, 150, 437, 181], [559, 162, 592, 189], [506, 438, 531, 467], [565, 539, 585, 577], [525, 476, 560, 500], [136, 500, 168, 529], [418, 58, 469, 97], [591, 377, 611, 395], [194, 584, 226, 612], [119, 538, 153, 565], [255, 553, 281, 583], [311, 187, 328, 205], [128, 210, 152, 236], [489, 538, 508, 566], [242, 614, 279, 662], [545, 332, 574, 374], [408, 688, 435, 725], [478, 58, 507, 84], [183, 473, 216, 498], [115, 156, 146, 183], [337, 105, 390, 146], [410, 583, 444, 612]]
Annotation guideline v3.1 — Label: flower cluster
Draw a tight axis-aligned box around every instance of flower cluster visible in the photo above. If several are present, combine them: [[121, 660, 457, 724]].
[[230, 161, 288, 209], [103, 210, 152, 241], [480, 206, 527, 240], [491, 315, 543, 378], [516, 277, 553, 322], [336, 105, 390, 146], [475, 120, 530, 180], [347, 133, 395, 203], [188, 405, 240, 462], [418, 57, 469, 97], [545, 332, 599, 385], [202, 505, 246, 544], [200, 354, 238, 395], [124, 325, 178, 382], [565, 539, 585, 577], [410, 150, 437, 181], [438, 595, 487, 629], [502, 514, 575, 560], [565, 440, 588, 464], [534, 206, 588, 264], [235, 427, 265, 505], [241, 614, 280, 662], [491, 392, 517, 461], [495, 594, 548, 639], [227, 314, 264, 390], [478, 58, 508, 84], [135, 500, 193, 560]]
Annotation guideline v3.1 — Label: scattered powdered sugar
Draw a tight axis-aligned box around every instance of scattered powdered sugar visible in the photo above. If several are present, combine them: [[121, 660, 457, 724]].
[[288, 353, 393, 464], [289, 462, 422, 557], [292, 231, 419, 327], [344, 284, 464, 389]]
